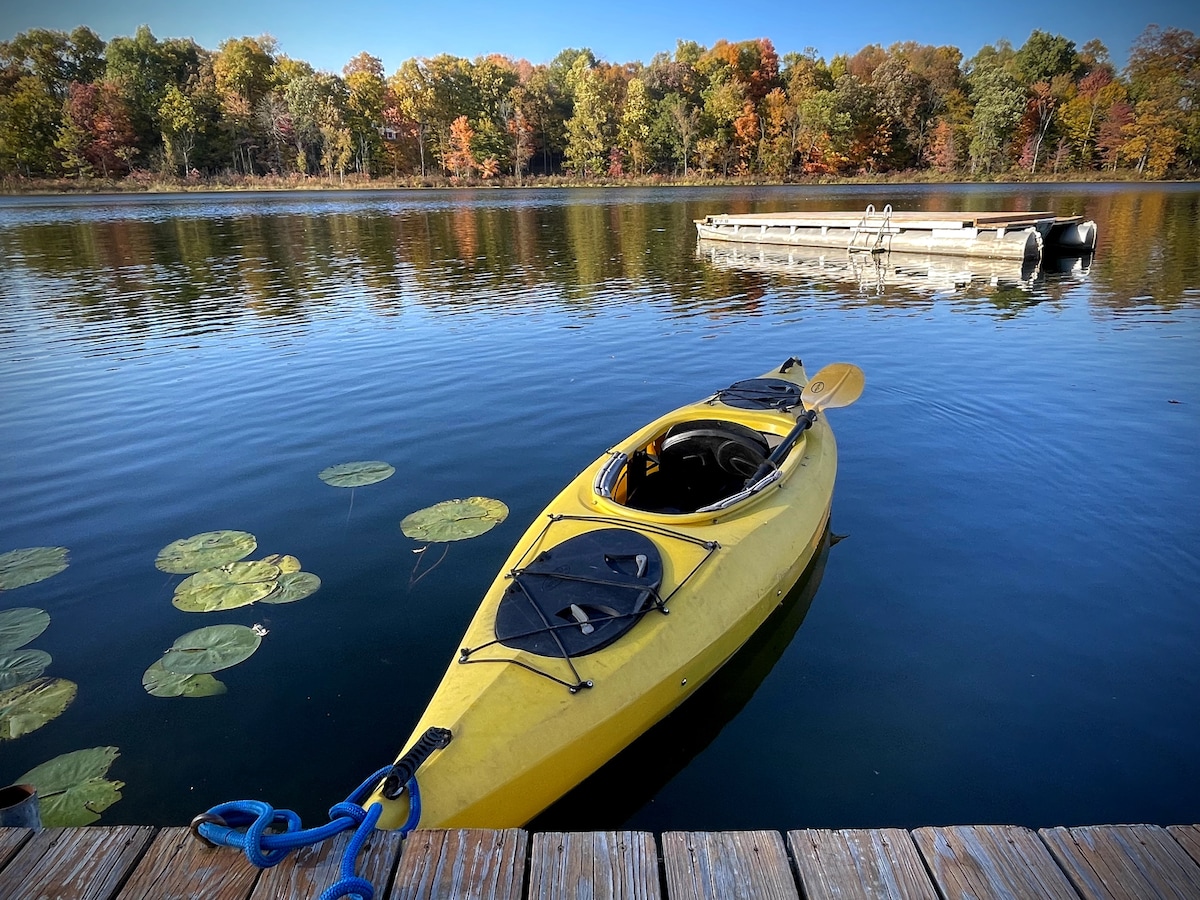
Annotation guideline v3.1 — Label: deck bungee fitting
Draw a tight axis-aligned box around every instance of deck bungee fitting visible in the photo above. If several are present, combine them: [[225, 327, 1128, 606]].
[[192, 358, 863, 897], [368, 357, 864, 829]]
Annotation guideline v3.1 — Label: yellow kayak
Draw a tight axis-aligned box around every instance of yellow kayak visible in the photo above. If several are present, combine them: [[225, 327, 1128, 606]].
[[369, 357, 864, 829]]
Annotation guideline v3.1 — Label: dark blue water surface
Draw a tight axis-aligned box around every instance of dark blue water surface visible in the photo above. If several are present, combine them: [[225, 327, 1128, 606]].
[[1, 184, 1197, 832]]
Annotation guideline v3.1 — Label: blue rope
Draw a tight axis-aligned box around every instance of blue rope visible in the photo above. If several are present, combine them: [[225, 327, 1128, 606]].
[[196, 766, 423, 900]]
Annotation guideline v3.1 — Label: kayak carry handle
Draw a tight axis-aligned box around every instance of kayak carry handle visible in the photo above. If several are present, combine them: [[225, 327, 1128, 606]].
[[381, 727, 453, 800]]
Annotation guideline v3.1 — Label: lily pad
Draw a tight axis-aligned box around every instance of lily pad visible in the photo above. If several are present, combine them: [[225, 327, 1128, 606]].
[[172, 561, 281, 612], [260, 554, 301, 574], [142, 660, 227, 698], [0, 677, 77, 741], [0, 649, 52, 690], [401, 497, 510, 543], [0, 607, 50, 651], [260, 571, 321, 604], [20, 746, 124, 827], [0, 547, 69, 590], [318, 461, 395, 488], [160, 624, 262, 675], [155, 531, 257, 574]]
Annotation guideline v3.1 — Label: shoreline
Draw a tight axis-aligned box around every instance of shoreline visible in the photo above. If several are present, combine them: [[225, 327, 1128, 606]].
[[2, 170, 1193, 197]]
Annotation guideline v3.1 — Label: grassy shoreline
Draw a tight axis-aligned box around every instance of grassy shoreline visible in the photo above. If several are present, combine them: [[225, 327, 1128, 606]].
[[2, 169, 1191, 196]]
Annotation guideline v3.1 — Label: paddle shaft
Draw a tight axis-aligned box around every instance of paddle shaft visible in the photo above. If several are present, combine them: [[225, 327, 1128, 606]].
[[744, 408, 816, 487]]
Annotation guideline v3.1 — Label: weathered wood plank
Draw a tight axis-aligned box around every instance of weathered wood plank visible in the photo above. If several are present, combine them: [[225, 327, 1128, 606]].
[[788, 828, 938, 900], [1166, 826, 1200, 867], [0, 827, 34, 870], [1041, 824, 1200, 899], [390, 828, 527, 900], [116, 826, 259, 900], [662, 830, 798, 900], [912, 824, 1079, 900], [529, 831, 660, 900], [253, 828, 405, 899], [0, 825, 156, 900]]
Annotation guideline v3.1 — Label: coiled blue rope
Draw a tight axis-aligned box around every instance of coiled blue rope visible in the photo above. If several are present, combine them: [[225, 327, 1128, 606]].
[[194, 766, 422, 900]]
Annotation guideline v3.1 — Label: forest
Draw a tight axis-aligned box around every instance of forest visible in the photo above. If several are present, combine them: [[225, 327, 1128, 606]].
[[0, 24, 1197, 186]]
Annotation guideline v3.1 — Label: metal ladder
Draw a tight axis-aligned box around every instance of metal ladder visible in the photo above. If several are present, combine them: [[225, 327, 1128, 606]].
[[848, 203, 892, 254]]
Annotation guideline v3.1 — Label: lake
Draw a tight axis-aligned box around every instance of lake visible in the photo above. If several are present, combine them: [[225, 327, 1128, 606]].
[[0, 183, 1197, 833]]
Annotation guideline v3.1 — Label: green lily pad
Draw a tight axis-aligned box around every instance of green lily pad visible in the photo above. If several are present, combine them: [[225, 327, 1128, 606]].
[[260, 554, 301, 574], [0, 607, 50, 651], [0, 677, 77, 741], [260, 571, 321, 605], [160, 624, 262, 675], [0, 547, 69, 590], [142, 660, 227, 698], [172, 561, 280, 612], [401, 497, 509, 543], [20, 746, 123, 827], [0, 649, 52, 690], [155, 531, 258, 574], [318, 461, 395, 488]]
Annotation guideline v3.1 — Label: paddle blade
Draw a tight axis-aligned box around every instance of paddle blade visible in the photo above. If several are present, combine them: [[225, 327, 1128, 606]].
[[801, 363, 865, 411]]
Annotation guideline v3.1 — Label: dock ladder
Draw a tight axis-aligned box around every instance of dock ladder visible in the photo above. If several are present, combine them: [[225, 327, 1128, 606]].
[[848, 204, 892, 254]]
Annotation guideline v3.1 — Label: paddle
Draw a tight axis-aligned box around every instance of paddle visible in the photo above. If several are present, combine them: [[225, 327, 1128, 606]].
[[743, 362, 865, 488]]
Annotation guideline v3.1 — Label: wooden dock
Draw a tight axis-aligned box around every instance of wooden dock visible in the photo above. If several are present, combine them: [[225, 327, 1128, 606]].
[[3, 823, 1199, 899]]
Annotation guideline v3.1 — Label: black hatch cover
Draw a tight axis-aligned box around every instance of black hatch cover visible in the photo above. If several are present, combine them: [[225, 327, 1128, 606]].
[[716, 377, 802, 411], [495, 528, 663, 658]]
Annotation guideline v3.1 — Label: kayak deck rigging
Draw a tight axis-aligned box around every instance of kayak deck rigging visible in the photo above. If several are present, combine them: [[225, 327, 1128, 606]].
[[459, 513, 720, 691]]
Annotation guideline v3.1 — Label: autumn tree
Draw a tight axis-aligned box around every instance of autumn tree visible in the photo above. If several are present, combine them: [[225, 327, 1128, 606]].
[[618, 77, 653, 175], [1125, 26, 1200, 174], [56, 80, 137, 177], [344, 52, 386, 176], [966, 61, 1026, 174], [159, 83, 202, 173], [661, 92, 700, 175], [106, 27, 206, 162], [563, 55, 621, 177], [445, 114, 476, 176]]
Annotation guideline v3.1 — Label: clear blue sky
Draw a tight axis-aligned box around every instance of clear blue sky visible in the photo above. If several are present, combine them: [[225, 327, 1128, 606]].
[[3, 0, 1196, 74]]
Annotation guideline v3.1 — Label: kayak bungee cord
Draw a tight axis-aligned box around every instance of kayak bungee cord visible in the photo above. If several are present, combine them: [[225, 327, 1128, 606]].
[[189, 728, 450, 900]]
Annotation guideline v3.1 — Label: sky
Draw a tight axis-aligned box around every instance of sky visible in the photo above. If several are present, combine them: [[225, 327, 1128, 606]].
[[2, 0, 1197, 75]]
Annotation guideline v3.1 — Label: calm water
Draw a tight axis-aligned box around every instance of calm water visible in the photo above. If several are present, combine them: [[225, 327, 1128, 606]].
[[1, 184, 1197, 832]]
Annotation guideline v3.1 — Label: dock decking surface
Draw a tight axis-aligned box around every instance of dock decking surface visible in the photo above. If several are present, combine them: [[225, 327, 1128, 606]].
[[2, 823, 1199, 899]]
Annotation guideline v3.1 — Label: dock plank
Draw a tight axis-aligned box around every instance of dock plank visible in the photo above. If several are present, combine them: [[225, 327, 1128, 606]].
[[0, 825, 155, 900], [253, 828, 405, 900], [0, 827, 34, 870], [788, 828, 938, 900], [1041, 824, 1200, 899], [116, 826, 259, 900], [530, 831, 660, 900], [1166, 826, 1200, 867], [912, 824, 1079, 900], [390, 828, 527, 900], [662, 830, 798, 900]]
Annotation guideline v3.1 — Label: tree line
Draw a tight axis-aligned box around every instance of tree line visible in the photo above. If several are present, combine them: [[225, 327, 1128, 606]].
[[1, 24, 1197, 184]]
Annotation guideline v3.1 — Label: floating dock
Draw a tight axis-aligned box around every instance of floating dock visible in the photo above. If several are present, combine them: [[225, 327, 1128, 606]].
[[694, 206, 1098, 261], [3, 822, 1199, 898]]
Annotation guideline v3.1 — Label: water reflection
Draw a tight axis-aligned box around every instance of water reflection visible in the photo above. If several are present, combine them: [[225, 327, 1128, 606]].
[[1, 186, 1196, 354], [696, 238, 1069, 297]]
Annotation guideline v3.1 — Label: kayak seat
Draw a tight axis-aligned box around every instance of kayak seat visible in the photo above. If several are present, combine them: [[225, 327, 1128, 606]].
[[625, 420, 769, 513], [495, 528, 664, 657]]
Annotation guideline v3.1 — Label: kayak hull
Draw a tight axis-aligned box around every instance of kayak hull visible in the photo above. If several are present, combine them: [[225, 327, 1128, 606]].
[[371, 360, 839, 829]]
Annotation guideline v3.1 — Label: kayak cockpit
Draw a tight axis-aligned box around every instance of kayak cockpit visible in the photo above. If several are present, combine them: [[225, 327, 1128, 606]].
[[593, 373, 811, 515], [615, 419, 773, 513]]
